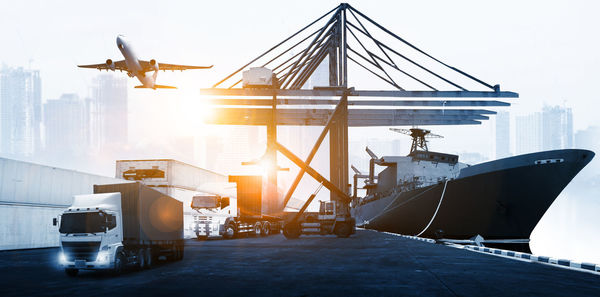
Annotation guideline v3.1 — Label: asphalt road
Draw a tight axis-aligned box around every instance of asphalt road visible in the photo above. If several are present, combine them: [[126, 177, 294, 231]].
[[0, 230, 598, 297]]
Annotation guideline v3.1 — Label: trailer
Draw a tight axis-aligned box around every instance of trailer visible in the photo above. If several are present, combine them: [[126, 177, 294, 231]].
[[193, 175, 282, 239], [55, 182, 183, 276]]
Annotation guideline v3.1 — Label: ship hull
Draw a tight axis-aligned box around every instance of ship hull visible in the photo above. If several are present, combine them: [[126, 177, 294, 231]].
[[352, 149, 594, 252]]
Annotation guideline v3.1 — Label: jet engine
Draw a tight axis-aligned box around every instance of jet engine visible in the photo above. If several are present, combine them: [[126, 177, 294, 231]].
[[149, 59, 159, 71], [105, 59, 115, 71]]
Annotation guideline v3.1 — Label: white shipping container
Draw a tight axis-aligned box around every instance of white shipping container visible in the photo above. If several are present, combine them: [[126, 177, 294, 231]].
[[0, 158, 127, 250], [115, 159, 227, 189], [242, 67, 274, 88], [0, 206, 63, 250]]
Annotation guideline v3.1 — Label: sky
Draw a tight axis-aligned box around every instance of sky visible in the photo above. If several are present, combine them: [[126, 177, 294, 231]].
[[1, 0, 599, 117], [1, 0, 600, 262], [1, 0, 599, 155]]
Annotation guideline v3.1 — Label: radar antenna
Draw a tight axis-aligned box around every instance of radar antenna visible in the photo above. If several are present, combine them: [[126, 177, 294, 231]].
[[389, 128, 443, 153]]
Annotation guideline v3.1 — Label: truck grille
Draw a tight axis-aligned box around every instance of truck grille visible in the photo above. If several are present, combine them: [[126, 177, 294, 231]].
[[62, 241, 101, 261]]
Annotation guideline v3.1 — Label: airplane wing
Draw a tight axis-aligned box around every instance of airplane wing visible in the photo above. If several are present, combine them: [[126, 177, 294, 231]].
[[139, 60, 213, 72], [78, 60, 128, 71]]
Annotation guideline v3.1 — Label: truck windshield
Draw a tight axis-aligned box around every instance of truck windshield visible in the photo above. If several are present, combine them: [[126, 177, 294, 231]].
[[192, 196, 219, 208], [59, 212, 107, 234]]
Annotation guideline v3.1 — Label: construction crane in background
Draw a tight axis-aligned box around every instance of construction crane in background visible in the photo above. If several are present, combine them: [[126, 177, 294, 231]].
[[389, 128, 443, 153]]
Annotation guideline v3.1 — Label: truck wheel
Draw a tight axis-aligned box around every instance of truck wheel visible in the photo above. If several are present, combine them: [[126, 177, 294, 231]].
[[253, 222, 262, 237], [145, 248, 152, 269], [334, 222, 352, 238], [283, 222, 301, 239], [169, 244, 178, 261], [178, 245, 184, 260], [137, 249, 146, 269], [113, 253, 125, 275], [223, 223, 236, 239], [261, 222, 271, 237], [64, 268, 78, 277]]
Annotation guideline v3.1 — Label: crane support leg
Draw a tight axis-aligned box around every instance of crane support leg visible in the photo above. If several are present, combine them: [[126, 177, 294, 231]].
[[275, 142, 351, 204], [280, 95, 348, 209]]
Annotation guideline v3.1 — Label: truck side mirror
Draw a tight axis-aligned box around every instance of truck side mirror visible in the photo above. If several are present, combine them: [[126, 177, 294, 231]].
[[52, 218, 57, 226], [220, 197, 230, 209], [105, 214, 117, 230]]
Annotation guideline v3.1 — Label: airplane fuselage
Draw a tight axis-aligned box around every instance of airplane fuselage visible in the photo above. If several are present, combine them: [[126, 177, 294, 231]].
[[116, 35, 156, 88]]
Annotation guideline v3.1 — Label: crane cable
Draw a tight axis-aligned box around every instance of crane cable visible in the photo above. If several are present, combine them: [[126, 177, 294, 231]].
[[415, 179, 449, 237]]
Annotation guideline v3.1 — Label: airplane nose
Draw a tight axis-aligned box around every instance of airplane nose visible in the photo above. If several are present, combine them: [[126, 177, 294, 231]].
[[116, 35, 125, 49]]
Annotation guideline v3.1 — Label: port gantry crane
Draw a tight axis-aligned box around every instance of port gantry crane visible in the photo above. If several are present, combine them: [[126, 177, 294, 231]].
[[200, 3, 518, 238]]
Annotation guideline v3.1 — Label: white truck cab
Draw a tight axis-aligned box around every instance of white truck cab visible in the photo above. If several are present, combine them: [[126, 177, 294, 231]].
[[192, 195, 237, 239], [56, 193, 124, 275]]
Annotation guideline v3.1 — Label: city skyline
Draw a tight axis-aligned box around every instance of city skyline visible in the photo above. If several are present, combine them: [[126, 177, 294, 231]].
[[0, 63, 593, 175]]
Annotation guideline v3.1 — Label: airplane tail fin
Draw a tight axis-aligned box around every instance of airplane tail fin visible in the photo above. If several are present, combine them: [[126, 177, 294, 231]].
[[134, 85, 177, 89]]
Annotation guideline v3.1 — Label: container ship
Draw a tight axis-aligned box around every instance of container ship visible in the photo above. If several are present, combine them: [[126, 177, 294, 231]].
[[351, 128, 594, 252]]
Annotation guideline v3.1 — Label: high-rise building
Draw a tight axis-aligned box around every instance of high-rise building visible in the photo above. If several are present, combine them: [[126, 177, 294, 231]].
[[574, 126, 599, 172], [495, 111, 511, 159], [515, 112, 542, 154], [515, 105, 573, 155], [0, 66, 41, 157], [207, 126, 262, 175], [541, 105, 573, 150], [89, 74, 128, 149], [575, 126, 599, 151], [43, 94, 89, 153]]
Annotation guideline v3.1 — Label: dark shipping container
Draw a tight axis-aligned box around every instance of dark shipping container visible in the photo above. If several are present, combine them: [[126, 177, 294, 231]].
[[93, 182, 183, 244], [229, 175, 263, 218]]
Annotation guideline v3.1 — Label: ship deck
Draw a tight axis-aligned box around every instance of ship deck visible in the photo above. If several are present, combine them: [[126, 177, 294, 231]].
[[1, 230, 598, 296]]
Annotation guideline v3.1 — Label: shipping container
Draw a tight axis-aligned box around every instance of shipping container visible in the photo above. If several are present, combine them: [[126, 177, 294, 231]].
[[0, 157, 126, 250], [229, 175, 263, 218], [93, 182, 183, 243]]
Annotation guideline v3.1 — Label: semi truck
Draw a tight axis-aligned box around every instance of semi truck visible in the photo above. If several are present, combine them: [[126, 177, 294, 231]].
[[282, 184, 356, 239], [55, 182, 184, 276], [192, 175, 282, 239]]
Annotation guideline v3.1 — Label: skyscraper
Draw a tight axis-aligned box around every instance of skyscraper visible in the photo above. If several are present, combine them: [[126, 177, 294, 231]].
[[495, 111, 511, 159], [515, 105, 573, 155], [205, 126, 262, 175], [43, 94, 90, 154], [89, 74, 128, 149], [575, 126, 599, 172], [0, 66, 41, 157], [541, 105, 573, 150], [515, 112, 542, 154]]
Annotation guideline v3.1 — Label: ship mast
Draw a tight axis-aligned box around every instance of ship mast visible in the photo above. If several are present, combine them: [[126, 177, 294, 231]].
[[389, 128, 443, 153]]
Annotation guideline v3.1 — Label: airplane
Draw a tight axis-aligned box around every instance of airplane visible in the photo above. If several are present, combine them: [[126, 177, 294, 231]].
[[78, 35, 212, 89]]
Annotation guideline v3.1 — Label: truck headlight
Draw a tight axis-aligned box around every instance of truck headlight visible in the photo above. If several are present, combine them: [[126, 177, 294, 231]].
[[96, 251, 110, 264], [59, 252, 67, 264]]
